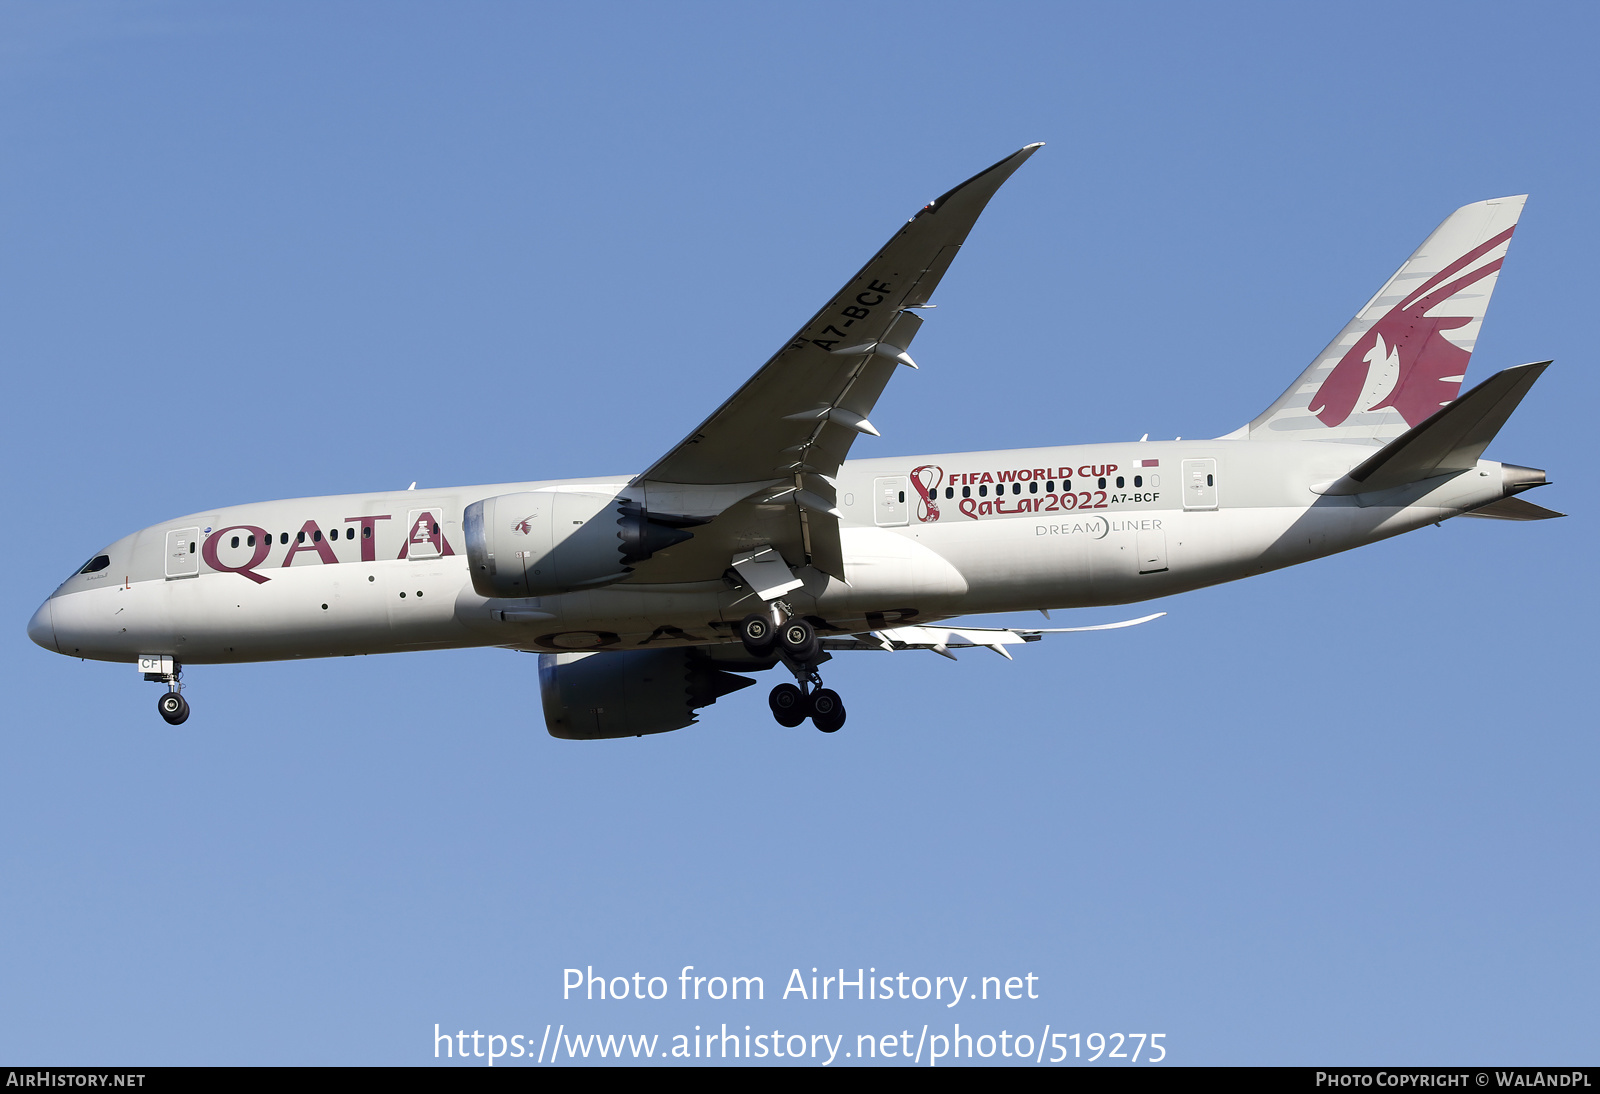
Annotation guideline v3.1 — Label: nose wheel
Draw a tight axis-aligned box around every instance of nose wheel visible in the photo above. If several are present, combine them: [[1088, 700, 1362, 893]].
[[157, 691, 190, 725]]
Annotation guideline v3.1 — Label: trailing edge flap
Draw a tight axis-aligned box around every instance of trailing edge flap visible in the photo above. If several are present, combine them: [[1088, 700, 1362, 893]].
[[1458, 496, 1565, 521], [1319, 362, 1549, 496]]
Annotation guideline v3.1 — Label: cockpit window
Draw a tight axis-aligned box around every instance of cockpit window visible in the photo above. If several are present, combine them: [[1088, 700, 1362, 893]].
[[78, 554, 111, 575]]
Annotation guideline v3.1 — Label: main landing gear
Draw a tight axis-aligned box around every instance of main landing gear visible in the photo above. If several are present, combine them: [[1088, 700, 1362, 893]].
[[740, 611, 846, 733]]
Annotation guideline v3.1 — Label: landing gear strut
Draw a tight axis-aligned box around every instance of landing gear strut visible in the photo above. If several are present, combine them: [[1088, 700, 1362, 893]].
[[749, 607, 846, 733]]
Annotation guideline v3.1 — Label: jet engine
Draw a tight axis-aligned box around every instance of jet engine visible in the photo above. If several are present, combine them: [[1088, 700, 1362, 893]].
[[462, 491, 694, 598], [539, 648, 756, 739]]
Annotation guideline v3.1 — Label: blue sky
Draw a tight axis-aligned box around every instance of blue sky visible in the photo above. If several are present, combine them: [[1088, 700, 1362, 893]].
[[2, 1, 1595, 1066]]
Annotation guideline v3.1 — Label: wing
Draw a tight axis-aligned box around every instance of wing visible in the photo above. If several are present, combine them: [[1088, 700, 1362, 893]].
[[625, 144, 1042, 582]]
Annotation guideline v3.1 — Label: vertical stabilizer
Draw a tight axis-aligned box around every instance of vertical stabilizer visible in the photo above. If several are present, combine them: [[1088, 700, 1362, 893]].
[[1244, 196, 1525, 445]]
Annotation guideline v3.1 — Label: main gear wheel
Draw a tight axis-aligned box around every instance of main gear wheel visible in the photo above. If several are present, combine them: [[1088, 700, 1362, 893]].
[[768, 683, 807, 727], [809, 688, 845, 733]]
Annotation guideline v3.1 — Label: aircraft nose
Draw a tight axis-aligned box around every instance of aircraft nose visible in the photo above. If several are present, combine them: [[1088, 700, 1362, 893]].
[[27, 599, 58, 653]]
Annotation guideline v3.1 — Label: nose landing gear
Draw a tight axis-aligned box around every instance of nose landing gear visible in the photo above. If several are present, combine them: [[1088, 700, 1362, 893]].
[[141, 655, 189, 725]]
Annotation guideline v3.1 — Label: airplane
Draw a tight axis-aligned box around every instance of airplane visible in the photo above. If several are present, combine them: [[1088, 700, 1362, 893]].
[[26, 144, 1560, 737]]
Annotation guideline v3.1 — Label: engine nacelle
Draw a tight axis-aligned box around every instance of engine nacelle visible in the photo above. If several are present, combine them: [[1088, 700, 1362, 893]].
[[539, 649, 755, 739], [463, 491, 693, 598]]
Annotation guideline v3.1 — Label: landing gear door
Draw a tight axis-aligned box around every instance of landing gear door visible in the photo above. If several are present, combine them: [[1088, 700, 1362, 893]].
[[405, 508, 445, 560], [165, 528, 201, 578], [874, 477, 909, 527], [1181, 459, 1218, 511]]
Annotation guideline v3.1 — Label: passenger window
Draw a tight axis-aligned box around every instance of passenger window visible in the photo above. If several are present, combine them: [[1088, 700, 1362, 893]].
[[1029, 481, 1038, 494], [362, 526, 371, 539], [78, 554, 111, 575], [1097, 477, 1107, 489], [246, 534, 256, 547], [1116, 476, 1125, 488], [346, 527, 354, 540], [1063, 479, 1072, 491], [979, 485, 987, 497], [1012, 483, 1021, 495], [944, 487, 953, 500], [189, 542, 196, 554], [1046, 480, 1055, 492], [897, 492, 904, 504], [297, 531, 305, 544], [230, 536, 240, 549], [962, 486, 971, 498], [313, 530, 322, 542], [280, 532, 289, 545], [1134, 475, 1142, 487], [1207, 474, 1214, 486]]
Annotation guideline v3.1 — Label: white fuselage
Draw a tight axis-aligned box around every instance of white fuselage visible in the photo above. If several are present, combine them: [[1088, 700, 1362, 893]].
[[28, 439, 1511, 666]]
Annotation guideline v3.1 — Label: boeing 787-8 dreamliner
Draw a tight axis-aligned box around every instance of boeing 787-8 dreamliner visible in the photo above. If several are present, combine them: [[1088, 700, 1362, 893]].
[[28, 145, 1558, 736]]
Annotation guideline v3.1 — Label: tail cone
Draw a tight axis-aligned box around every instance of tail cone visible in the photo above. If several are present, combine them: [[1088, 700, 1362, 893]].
[[1502, 464, 1548, 496]]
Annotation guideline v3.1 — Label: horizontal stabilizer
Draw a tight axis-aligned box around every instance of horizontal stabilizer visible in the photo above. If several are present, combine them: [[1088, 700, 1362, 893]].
[[1319, 362, 1549, 495], [1459, 496, 1565, 521]]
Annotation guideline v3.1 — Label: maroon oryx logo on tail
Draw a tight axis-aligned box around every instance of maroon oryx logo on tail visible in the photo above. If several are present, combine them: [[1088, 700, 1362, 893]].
[[1310, 227, 1514, 428]]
